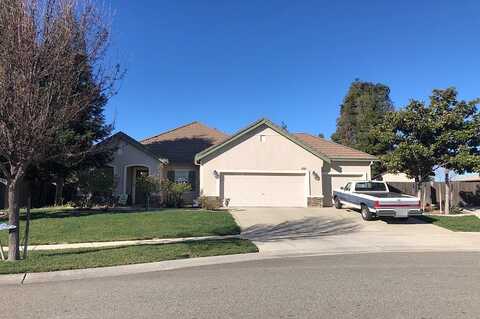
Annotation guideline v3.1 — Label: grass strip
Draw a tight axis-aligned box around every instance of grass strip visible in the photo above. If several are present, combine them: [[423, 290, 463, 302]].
[[418, 215, 480, 232], [0, 239, 258, 274]]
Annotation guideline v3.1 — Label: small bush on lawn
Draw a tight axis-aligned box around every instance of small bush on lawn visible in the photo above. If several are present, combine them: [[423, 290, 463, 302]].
[[449, 205, 464, 215], [199, 196, 222, 210]]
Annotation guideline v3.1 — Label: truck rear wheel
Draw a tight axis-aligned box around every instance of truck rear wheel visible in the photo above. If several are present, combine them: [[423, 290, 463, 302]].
[[334, 197, 342, 209], [361, 204, 374, 221]]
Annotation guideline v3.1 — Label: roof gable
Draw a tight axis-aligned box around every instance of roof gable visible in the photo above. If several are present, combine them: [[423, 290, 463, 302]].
[[141, 122, 228, 164], [194, 118, 332, 164], [107, 132, 167, 163]]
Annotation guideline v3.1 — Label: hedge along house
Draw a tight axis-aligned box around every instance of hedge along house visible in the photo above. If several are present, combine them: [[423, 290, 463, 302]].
[[195, 118, 376, 207]]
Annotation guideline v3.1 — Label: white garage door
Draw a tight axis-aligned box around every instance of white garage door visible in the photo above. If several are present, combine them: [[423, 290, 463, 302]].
[[221, 172, 306, 207], [331, 174, 365, 193]]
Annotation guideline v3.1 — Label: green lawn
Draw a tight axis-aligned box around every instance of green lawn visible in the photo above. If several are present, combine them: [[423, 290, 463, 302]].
[[0, 208, 241, 245], [0, 239, 258, 274], [419, 215, 480, 232]]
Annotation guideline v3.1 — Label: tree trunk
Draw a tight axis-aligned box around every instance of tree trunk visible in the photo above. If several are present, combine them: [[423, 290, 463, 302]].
[[55, 175, 64, 206], [414, 177, 421, 199], [438, 183, 443, 213], [23, 192, 31, 260], [7, 180, 21, 261], [445, 169, 450, 215], [422, 183, 429, 211]]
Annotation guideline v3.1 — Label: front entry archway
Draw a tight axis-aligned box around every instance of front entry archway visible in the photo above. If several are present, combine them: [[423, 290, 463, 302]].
[[125, 165, 150, 205]]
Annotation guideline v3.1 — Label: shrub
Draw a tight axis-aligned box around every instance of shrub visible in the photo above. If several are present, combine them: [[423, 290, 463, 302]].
[[449, 205, 464, 215], [71, 167, 117, 208], [161, 181, 192, 208], [136, 175, 161, 209], [199, 196, 222, 210]]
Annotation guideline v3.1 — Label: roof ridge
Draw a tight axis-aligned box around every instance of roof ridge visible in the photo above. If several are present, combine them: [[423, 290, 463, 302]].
[[294, 132, 375, 158], [140, 121, 227, 143], [141, 121, 198, 142]]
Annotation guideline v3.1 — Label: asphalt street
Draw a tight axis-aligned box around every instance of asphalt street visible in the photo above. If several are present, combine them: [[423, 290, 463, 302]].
[[1, 252, 480, 319]]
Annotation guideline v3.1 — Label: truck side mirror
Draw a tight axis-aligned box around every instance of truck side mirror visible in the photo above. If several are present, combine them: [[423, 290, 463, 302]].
[[340, 186, 344, 190]]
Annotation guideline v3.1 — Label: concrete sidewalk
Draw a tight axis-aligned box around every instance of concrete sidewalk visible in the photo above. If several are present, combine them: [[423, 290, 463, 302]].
[[5, 235, 241, 252]]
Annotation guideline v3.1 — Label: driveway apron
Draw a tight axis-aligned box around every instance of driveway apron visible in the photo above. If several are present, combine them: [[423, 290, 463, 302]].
[[230, 207, 480, 256]]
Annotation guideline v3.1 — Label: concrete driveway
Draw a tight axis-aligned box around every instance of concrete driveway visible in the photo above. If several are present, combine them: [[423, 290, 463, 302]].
[[230, 207, 480, 256]]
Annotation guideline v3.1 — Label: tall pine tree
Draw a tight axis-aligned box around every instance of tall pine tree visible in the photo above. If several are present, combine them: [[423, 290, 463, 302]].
[[331, 80, 394, 154]]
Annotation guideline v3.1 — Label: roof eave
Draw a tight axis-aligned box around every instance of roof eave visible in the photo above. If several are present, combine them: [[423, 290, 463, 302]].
[[329, 157, 378, 161], [113, 132, 167, 164]]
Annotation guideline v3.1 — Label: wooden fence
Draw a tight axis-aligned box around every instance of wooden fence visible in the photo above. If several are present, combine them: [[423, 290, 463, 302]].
[[387, 181, 480, 209]]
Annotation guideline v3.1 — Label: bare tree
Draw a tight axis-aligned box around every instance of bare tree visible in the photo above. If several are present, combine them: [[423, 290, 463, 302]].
[[0, 0, 119, 260]]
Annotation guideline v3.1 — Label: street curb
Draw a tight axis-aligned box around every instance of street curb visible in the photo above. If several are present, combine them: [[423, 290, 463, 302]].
[[2, 248, 480, 286], [0, 252, 265, 286]]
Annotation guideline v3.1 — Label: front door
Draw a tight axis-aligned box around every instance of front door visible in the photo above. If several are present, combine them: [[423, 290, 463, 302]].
[[134, 168, 149, 205]]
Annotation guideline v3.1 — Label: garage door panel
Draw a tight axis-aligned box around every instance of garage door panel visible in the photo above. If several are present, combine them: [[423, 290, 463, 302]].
[[221, 173, 306, 207]]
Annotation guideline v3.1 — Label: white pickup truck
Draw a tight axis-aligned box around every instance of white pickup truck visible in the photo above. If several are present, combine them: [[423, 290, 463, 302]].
[[333, 181, 422, 221]]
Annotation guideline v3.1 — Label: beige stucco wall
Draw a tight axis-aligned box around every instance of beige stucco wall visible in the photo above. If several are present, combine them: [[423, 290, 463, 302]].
[[198, 125, 325, 202], [109, 139, 163, 195], [321, 160, 372, 206]]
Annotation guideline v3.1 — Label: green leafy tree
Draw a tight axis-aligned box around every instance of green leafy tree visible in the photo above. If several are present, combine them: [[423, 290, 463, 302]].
[[75, 167, 117, 207], [332, 80, 394, 154], [31, 34, 115, 206], [372, 88, 480, 212]]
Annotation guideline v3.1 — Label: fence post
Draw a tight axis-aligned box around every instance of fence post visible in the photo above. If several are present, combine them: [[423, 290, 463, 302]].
[[445, 170, 450, 215]]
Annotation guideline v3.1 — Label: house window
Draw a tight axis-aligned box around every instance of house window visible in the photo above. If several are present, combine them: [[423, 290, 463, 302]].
[[167, 170, 196, 191]]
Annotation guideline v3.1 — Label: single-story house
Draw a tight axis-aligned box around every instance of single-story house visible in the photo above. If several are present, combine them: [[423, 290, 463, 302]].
[[107, 118, 376, 207], [452, 174, 480, 182]]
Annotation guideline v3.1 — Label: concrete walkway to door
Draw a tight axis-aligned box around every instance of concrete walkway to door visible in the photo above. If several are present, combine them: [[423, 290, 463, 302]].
[[230, 207, 480, 256]]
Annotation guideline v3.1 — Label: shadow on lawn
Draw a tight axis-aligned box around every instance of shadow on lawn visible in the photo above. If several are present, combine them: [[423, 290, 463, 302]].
[[241, 217, 361, 242], [14, 208, 171, 221]]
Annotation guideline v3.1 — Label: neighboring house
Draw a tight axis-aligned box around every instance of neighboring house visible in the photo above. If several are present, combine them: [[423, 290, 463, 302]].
[[452, 174, 480, 182], [378, 172, 415, 182], [108, 118, 376, 207]]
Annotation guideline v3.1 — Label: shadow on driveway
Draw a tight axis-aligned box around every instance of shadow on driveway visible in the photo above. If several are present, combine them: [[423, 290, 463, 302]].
[[240, 217, 362, 242], [344, 209, 430, 225]]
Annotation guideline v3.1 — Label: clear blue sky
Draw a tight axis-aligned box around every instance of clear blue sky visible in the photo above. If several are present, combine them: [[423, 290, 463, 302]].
[[104, 0, 480, 140]]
